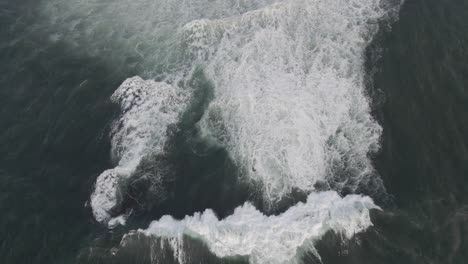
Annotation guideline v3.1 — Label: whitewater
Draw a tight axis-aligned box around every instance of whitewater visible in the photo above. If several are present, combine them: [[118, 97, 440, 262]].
[[40, 0, 403, 263]]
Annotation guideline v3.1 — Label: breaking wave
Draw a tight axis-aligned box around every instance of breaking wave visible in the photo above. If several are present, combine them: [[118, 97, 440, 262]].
[[198, 0, 391, 202], [40, 0, 404, 261], [143, 191, 378, 264], [124, 191, 378, 264], [91, 77, 189, 224]]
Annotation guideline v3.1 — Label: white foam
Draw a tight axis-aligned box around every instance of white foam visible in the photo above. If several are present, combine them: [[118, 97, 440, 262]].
[[108, 214, 128, 229], [40, 0, 280, 77], [91, 167, 130, 223], [43, 0, 401, 203], [128, 191, 378, 264], [40, 0, 405, 259], [196, 0, 398, 202], [90, 77, 189, 224]]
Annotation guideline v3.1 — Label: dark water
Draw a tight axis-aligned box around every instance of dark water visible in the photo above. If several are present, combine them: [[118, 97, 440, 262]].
[[1, 0, 467, 263]]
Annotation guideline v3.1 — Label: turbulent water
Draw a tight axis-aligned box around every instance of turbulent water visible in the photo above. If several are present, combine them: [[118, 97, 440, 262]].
[[1, 0, 468, 263]]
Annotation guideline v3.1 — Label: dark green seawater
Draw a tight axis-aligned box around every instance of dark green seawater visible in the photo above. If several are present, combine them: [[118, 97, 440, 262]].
[[0, 0, 467, 263]]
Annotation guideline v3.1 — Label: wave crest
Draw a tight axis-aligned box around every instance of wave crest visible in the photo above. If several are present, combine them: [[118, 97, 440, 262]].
[[122, 191, 379, 264]]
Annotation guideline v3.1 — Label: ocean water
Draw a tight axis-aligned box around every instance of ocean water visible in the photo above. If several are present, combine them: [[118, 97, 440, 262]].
[[0, 0, 467, 263]]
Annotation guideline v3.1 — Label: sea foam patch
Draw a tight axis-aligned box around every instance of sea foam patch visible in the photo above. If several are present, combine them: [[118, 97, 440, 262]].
[[91, 77, 189, 224], [44, 0, 402, 210], [198, 0, 398, 202], [123, 191, 379, 264], [41, 0, 404, 259]]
